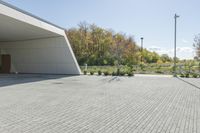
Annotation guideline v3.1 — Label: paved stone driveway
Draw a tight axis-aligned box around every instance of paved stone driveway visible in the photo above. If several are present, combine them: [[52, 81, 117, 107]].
[[0, 75, 199, 133]]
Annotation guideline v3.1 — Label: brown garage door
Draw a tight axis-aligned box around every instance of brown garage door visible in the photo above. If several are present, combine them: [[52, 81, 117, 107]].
[[1, 55, 11, 74]]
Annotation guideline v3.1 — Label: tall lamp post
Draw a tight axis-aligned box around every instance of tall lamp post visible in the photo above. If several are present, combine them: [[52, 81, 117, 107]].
[[174, 14, 179, 77], [141, 37, 144, 64]]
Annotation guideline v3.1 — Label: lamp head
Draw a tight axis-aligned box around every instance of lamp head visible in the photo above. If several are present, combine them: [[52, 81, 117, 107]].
[[175, 14, 180, 18]]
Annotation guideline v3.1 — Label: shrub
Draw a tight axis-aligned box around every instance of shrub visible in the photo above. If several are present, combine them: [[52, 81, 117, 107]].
[[127, 72, 134, 77], [90, 71, 94, 75], [155, 70, 163, 74], [104, 71, 110, 76], [112, 71, 117, 76], [83, 70, 87, 75], [192, 73, 198, 78], [185, 73, 190, 78], [140, 63, 146, 71], [119, 71, 126, 76], [180, 73, 185, 78], [117, 68, 120, 76], [98, 70, 102, 75]]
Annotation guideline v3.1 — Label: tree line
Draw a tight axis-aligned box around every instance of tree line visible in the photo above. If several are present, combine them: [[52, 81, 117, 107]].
[[66, 22, 173, 66]]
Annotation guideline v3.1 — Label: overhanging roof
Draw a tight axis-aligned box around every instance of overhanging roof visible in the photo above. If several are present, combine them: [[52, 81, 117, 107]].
[[0, 0, 64, 30], [0, 13, 62, 42], [0, 0, 66, 42]]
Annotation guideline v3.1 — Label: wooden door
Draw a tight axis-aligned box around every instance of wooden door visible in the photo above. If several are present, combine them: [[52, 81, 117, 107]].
[[1, 55, 11, 73]]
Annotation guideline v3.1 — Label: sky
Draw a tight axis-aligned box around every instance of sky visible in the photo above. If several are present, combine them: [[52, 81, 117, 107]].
[[4, 0, 200, 59]]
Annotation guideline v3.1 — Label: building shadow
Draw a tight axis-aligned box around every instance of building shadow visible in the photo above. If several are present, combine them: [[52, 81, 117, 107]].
[[177, 77, 200, 90], [0, 74, 78, 87]]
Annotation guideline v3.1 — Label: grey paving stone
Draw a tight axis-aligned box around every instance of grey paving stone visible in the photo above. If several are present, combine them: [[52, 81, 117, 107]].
[[0, 75, 199, 133]]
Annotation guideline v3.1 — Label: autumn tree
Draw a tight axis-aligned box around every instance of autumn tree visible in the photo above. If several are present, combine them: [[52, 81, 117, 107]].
[[160, 54, 172, 63], [66, 22, 167, 66], [194, 34, 200, 58]]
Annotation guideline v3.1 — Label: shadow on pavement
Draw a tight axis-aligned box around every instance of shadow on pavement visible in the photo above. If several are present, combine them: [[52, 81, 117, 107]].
[[108, 76, 121, 82], [0, 74, 76, 88], [100, 76, 122, 83], [177, 77, 200, 90]]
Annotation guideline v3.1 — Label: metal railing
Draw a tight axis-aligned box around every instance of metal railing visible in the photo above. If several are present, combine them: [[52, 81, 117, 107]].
[[80, 63, 200, 76]]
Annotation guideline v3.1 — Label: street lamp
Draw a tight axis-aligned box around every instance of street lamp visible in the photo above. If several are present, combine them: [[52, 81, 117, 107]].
[[174, 14, 180, 77], [141, 37, 144, 64]]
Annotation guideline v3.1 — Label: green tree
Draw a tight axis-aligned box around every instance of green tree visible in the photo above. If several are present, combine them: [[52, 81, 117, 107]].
[[194, 34, 200, 58], [160, 54, 172, 63], [66, 22, 164, 66]]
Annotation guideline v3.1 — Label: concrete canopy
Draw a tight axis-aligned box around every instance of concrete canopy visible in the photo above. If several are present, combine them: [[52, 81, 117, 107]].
[[0, 1, 81, 75]]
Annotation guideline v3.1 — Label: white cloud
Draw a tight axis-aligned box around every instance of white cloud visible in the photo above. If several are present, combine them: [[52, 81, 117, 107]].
[[181, 39, 189, 44], [177, 47, 194, 53], [148, 46, 162, 51], [147, 46, 195, 59]]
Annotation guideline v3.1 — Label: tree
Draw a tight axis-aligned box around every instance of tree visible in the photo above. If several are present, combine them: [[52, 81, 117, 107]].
[[66, 22, 164, 66], [112, 34, 125, 67], [160, 54, 172, 63], [194, 34, 200, 58], [142, 50, 160, 63]]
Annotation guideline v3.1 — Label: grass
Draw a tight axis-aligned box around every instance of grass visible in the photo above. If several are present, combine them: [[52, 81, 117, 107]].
[[81, 62, 200, 77]]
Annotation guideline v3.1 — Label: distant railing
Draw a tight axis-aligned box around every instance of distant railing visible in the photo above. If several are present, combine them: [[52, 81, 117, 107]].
[[80, 63, 200, 76]]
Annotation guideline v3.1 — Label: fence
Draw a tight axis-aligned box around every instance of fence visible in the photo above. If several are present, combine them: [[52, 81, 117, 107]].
[[81, 62, 200, 76]]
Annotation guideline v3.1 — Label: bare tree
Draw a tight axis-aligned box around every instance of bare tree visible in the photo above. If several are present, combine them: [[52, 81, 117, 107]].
[[194, 34, 200, 59]]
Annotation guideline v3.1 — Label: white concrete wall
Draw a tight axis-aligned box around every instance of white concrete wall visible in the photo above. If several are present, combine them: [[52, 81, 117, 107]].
[[0, 49, 1, 66], [0, 37, 81, 75]]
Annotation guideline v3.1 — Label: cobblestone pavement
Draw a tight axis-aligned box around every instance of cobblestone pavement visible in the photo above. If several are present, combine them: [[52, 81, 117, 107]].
[[0, 74, 199, 133]]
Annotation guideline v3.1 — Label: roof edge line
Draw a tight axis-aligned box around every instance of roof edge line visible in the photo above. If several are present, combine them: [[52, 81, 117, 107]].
[[0, 0, 65, 30]]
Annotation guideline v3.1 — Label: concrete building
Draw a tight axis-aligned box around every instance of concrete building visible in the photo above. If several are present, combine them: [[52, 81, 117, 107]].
[[0, 0, 81, 75]]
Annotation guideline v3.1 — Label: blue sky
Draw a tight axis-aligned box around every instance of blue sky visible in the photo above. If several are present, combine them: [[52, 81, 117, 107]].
[[5, 0, 200, 59]]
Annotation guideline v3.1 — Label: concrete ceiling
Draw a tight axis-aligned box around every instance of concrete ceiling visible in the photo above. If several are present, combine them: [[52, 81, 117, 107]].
[[0, 14, 61, 42]]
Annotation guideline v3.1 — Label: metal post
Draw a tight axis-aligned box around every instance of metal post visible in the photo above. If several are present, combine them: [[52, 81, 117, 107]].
[[85, 63, 87, 71], [174, 14, 179, 77]]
